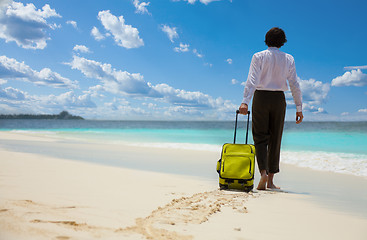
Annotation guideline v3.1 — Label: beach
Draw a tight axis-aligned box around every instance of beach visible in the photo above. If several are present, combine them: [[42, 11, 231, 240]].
[[1, 131, 367, 240]]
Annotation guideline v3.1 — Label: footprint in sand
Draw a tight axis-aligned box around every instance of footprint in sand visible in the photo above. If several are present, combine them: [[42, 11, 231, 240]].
[[56, 236, 70, 240], [119, 190, 257, 240], [4, 191, 265, 240]]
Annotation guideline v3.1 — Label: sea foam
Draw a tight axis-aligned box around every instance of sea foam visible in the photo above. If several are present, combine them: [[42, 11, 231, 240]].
[[281, 151, 367, 178], [128, 142, 367, 178]]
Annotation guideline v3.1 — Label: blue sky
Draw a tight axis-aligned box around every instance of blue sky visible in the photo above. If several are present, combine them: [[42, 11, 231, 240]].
[[0, 0, 366, 121]]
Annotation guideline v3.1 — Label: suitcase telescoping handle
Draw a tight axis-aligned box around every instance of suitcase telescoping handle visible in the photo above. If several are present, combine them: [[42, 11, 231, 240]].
[[234, 110, 250, 144]]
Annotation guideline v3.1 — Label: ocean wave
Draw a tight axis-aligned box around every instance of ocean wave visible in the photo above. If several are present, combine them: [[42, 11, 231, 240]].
[[10, 130, 57, 135], [126, 142, 222, 152], [281, 151, 367, 178], [127, 142, 367, 178]]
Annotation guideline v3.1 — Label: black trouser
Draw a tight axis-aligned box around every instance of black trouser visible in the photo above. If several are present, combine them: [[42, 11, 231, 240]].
[[252, 90, 286, 174]]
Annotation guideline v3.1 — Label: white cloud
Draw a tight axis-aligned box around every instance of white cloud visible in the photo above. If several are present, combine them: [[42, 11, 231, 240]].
[[302, 103, 327, 114], [174, 43, 190, 52], [341, 112, 349, 116], [152, 83, 235, 111], [0, 85, 32, 114], [331, 69, 367, 87], [83, 85, 105, 98], [108, 104, 147, 117], [73, 44, 91, 53], [161, 24, 178, 43], [0, 0, 11, 8], [91, 26, 105, 41], [39, 91, 96, 108], [104, 97, 130, 111], [164, 105, 201, 117], [66, 20, 77, 29], [0, 55, 78, 88], [231, 79, 238, 84], [142, 102, 157, 109], [67, 56, 237, 115], [226, 58, 232, 64], [199, 0, 221, 4], [97, 10, 144, 49], [358, 109, 367, 113], [133, 0, 150, 15], [67, 56, 157, 97], [0, 84, 96, 116], [176, 0, 221, 4], [153, 83, 213, 107], [344, 65, 367, 70], [285, 77, 330, 113], [0, 86, 26, 100], [0, 1, 61, 49], [298, 78, 330, 105], [193, 49, 203, 58], [161, 25, 204, 60]]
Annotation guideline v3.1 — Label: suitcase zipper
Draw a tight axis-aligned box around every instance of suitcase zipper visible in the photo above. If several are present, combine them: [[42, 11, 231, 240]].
[[224, 145, 253, 154], [222, 156, 252, 177]]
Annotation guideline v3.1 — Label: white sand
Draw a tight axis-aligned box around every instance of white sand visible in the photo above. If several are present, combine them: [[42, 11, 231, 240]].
[[1, 132, 367, 240]]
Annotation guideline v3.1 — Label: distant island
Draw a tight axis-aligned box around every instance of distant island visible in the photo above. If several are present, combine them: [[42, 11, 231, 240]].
[[0, 111, 84, 120]]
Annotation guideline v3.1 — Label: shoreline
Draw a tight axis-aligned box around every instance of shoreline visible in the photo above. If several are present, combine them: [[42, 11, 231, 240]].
[[1, 131, 367, 239], [1, 131, 367, 217], [2, 128, 367, 178]]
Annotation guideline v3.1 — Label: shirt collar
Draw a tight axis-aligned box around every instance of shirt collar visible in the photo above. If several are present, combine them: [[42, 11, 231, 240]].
[[268, 47, 280, 51]]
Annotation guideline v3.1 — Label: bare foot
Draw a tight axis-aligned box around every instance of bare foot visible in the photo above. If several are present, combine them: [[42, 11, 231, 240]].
[[267, 183, 280, 189], [267, 173, 280, 189], [257, 175, 268, 190]]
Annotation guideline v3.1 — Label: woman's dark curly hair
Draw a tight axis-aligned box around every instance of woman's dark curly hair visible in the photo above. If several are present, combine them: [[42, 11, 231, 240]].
[[265, 27, 287, 48]]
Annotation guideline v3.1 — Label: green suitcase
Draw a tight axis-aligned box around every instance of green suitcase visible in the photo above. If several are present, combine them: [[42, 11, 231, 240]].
[[216, 110, 255, 192]]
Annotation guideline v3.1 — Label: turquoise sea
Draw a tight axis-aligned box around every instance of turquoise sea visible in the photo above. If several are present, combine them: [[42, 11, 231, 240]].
[[1, 119, 367, 178]]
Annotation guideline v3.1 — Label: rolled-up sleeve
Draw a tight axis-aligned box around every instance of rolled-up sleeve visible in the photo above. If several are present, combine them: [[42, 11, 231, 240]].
[[242, 54, 261, 105], [287, 58, 302, 112]]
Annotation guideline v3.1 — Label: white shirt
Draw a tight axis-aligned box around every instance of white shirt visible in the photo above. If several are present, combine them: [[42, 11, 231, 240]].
[[242, 47, 302, 112]]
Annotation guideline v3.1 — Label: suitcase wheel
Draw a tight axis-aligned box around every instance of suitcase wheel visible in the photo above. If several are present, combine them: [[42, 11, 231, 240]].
[[219, 183, 228, 190], [219, 183, 253, 192], [243, 185, 253, 192]]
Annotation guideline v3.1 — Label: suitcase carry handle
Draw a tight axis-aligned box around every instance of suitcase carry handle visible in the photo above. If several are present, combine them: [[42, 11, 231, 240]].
[[234, 110, 250, 144]]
